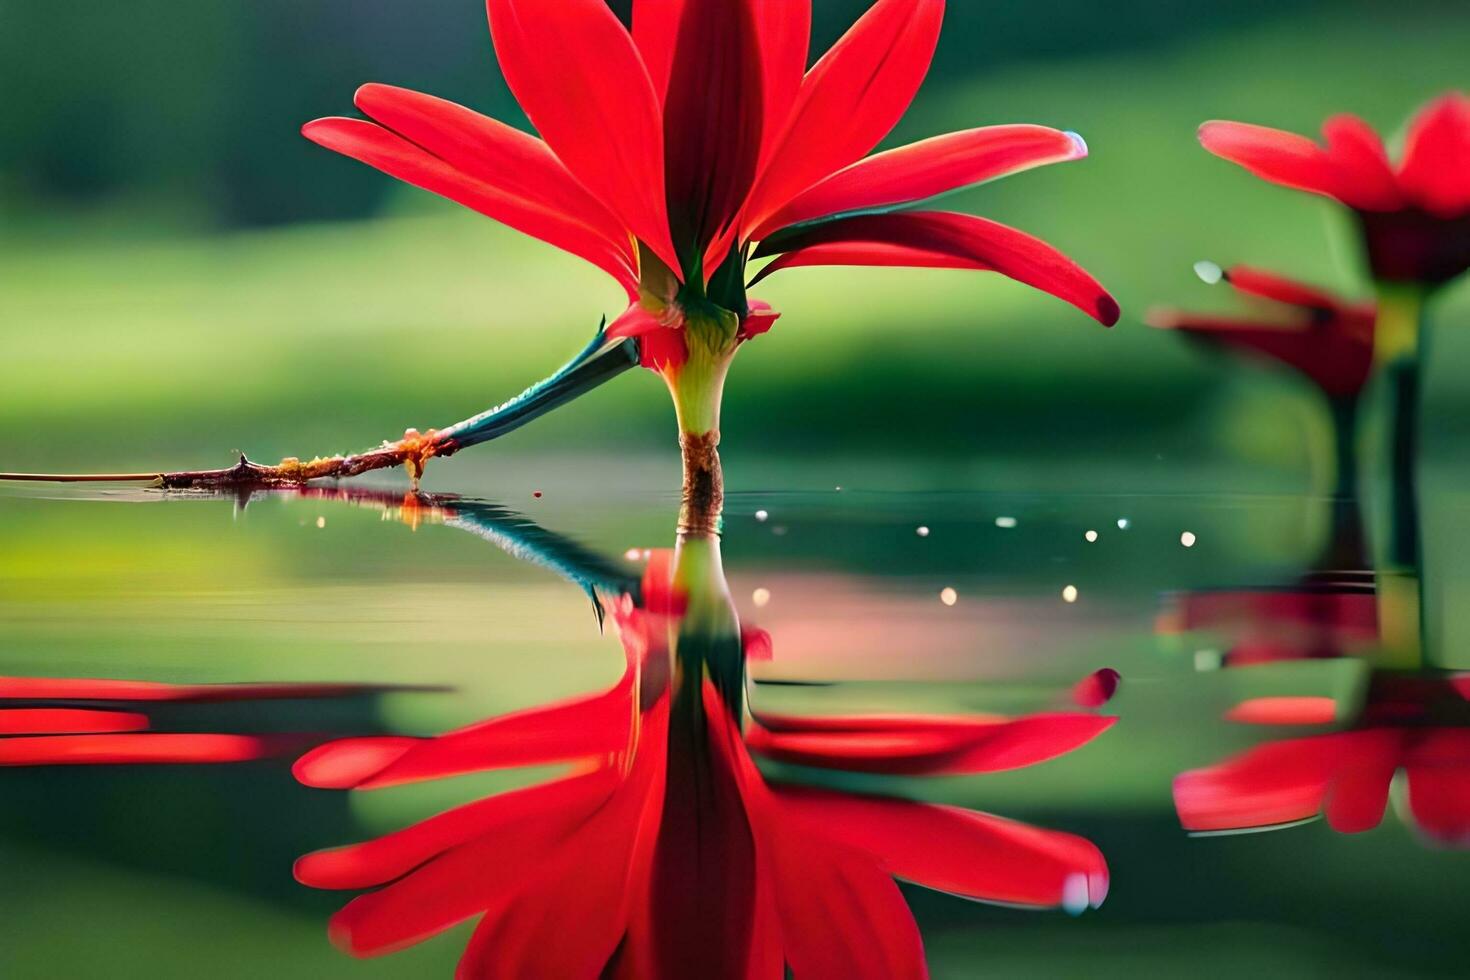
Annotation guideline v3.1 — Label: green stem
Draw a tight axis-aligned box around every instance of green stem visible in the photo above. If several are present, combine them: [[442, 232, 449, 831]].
[[1360, 282, 1428, 667]]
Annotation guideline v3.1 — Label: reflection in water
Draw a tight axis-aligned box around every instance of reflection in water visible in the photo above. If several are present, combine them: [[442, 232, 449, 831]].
[[1166, 471, 1470, 844], [285, 493, 1114, 976], [0, 677, 405, 766]]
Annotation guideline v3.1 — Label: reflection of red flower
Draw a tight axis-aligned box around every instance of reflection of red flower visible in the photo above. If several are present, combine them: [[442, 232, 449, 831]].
[[305, 0, 1117, 379], [1176, 674, 1470, 845], [1158, 587, 1377, 668], [0, 677, 380, 765], [1148, 266, 1376, 399], [295, 554, 1112, 976], [1199, 94, 1470, 285]]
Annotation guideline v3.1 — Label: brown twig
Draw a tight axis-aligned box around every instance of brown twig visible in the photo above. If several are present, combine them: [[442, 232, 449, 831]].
[[0, 429, 456, 492]]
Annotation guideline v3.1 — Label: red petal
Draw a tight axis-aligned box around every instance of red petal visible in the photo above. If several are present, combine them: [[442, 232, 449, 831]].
[[324, 787, 609, 957], [1225, 265, 1353, 311], [632, 0, 685, 101], [353, 83, 633, 257], [766, 827, 927, 980], [776, 787, 1107, 910], [754, 125, 1087, 239], [0, 708, 148, 735], [1404, 730, 1470, 844], [1173, 732, 1383, 833], [0, 733, 280, 766], [743, 0, 944, 235], [753, 1, 811, 169], [1071, 668, 1121, 709], [486, 0, 680, 276], [1224, 697, 1339, 726], [1198, 120, 1347, 203], [0, 676, 379, 702], [754, 210, 1120, 325], [660, 1, 766, 261], [454, 702, 669, 978], [1398, 92, 1470, 218], [295, 677, 633, 790], [294, 770, 616, 890], [1321, 114, 1404, 212], [303, 118, 638, 296], [747, 711, 1113, 775], [1323, 730, 1401, 833]]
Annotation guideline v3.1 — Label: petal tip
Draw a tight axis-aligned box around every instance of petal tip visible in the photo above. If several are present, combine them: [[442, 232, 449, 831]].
[[1096, 293, 1121, 327]]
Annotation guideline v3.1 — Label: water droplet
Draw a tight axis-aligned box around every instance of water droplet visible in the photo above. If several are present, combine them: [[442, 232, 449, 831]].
[[940, 587, 958, 606], [995, 516, 1017, 528], [624, 548, 641, 562], [1062, 873, 1090, 916], [1194, 649, 1222, 671], [1084, 529, 1098, 542], [315, 516, 326, 529], [755, 509, 769, 522], [1116, 518, 1130, 530], [915, 526, 930, 537], [1062, 585, 1079, 603], [1194, 259, 1224, 285], [752, 588, 771, 608], [1180, 531, 1197, 548]]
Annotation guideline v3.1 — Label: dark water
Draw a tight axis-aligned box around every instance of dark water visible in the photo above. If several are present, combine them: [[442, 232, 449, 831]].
[[4, 472, 1470, 978]]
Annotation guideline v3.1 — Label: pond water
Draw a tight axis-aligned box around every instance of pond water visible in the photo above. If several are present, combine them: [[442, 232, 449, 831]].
[[3, 467, 1470, 978]]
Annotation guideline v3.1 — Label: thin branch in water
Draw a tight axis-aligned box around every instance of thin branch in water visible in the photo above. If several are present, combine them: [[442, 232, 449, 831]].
[[0, 329, 640, 491]]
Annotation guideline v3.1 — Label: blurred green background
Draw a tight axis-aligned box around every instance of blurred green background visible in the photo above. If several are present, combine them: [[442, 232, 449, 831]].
[[6, 2, 1470, 977], [4, 0, 1470, 487]]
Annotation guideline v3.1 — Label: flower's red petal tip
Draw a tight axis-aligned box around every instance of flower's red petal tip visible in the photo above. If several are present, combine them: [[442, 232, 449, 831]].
[[292, 737, 414, 788], [1096, 293, 1122, 327], [1072, 667, 1122, 708]]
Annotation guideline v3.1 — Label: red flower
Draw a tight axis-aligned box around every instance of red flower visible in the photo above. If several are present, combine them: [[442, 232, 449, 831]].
[[1148, 265, 1376, 399], [1199, 94, 1470, 285], [304, 0, 1117, 382], [0, 676, 386, 766], [294, 553, 1112, 977], [1176, 673, 1470, 845]]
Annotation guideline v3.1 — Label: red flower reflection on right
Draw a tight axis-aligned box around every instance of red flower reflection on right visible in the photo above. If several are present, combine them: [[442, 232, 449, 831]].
[[1176, 673, 1470, 845]]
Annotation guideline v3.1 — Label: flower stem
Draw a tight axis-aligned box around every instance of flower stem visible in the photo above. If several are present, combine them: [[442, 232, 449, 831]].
[[664, 310, 737, 536], [1359, 282, 1428, 666]]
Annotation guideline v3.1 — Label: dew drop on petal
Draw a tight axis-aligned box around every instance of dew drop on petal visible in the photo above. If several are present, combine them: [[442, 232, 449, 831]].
[[1062, 585, 1079, 603], [995, 516, 1018, 528], [755, 510, 769, 522], [916, 526, 930, 537], [940, 587, 958, 606], [1194, 260, 1224, 285], [1180, 531, 1197, 548], [1084, 529, 1099, 542], [624, 548, 641, 562], [315, 516, 326, 529], [1116, 518, 1130, 530], [1062, 873, 1090, 916]]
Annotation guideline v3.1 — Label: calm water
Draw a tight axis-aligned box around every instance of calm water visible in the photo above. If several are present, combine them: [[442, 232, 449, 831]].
[[4, 470, 1470, 978]]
